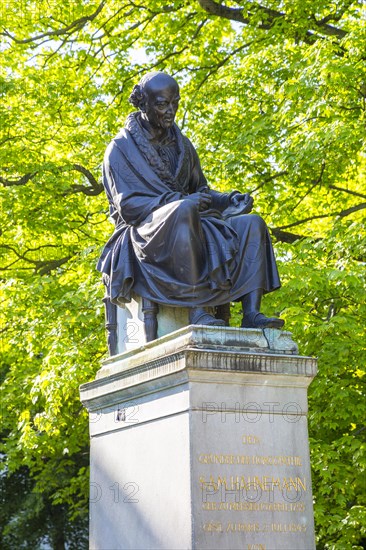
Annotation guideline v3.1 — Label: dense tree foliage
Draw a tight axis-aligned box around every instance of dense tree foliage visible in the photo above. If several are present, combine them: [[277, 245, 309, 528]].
[[1, 1, 365, 547]]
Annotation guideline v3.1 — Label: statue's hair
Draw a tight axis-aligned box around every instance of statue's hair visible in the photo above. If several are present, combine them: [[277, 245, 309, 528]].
[[128, 84, 144, 108], [128, 72, 177, 109]]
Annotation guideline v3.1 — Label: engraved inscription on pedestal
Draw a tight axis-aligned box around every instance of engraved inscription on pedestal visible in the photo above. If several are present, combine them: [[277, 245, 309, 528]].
[[192, 402, 314, 550]]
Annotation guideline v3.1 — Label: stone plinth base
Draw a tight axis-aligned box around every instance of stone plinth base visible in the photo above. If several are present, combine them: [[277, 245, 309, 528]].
[[80, 326, 317, 550]]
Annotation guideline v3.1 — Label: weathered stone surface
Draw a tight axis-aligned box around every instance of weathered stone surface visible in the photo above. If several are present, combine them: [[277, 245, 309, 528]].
[[80, 327, 317, 550], [115, 296, 297, 356], [263, 328, 299, 354], [98, 325, 302, 381]]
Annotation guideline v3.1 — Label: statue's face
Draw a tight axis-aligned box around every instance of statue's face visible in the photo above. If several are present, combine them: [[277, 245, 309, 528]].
[[143, 77, 180, 131]]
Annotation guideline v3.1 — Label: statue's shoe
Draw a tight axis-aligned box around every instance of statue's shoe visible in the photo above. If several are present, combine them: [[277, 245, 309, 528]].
[[241, 312, 284, 329], [189, 307, 226, 327]]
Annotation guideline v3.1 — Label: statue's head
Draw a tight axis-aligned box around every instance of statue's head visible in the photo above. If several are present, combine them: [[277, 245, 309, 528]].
[[129, 72, 180, 130]]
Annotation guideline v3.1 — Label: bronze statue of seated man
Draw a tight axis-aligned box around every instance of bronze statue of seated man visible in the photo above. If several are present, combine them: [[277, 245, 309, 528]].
[[98, 71, 284, 330]]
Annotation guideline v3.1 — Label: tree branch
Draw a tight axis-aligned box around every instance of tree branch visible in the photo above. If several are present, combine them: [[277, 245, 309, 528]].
[[1, 164, 103, 195], [1, 0, 106, 44], [270, 228, 305, 244], [65, 164, 103, 196], [36, 256, 72, 276], [0, 172, 38, 186], [338, 202, 366, 217], [291, 162, 326, 212], [196, 38, 262, 90], [197, 0, 253, 25], [277, 202, 366, 230], [329, 184, 366, 199], [0, 243, 72, 274], [197, 0, 348, 40], [315, 0, 355, 25]]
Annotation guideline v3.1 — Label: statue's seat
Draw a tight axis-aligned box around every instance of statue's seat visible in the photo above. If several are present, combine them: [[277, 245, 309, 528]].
[[103, 295, 230, 356]]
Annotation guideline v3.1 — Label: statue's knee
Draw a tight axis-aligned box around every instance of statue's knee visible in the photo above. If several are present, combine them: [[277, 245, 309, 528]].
[[248, 214, 266, 231], [176, 199, 199, 220]]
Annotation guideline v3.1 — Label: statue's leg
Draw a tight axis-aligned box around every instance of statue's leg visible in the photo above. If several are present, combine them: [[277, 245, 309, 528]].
[[241, 289, 284, 329], [216, 303, 231, 326], [242, 288, 262, 313], [142, 298, 159, 342], [168, 200, 206, 284], [102, 296, 118, 356], [189, 307, 226, 326]]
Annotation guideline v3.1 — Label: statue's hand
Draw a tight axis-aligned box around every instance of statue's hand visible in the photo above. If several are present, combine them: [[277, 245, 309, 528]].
[[231, 193, 254, 214], [185, 192, 212, 212], [221, 192, 254, 219]]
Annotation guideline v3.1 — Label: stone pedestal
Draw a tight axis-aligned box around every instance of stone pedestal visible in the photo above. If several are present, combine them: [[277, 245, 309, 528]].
[[80, 326, 317, 550]]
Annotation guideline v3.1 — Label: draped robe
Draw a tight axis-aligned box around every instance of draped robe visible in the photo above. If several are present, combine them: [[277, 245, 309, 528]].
[[97, 112, 281, 307]]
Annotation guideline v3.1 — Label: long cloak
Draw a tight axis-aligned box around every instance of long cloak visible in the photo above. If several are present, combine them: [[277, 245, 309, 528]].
[[97, 113, 280, 307]]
